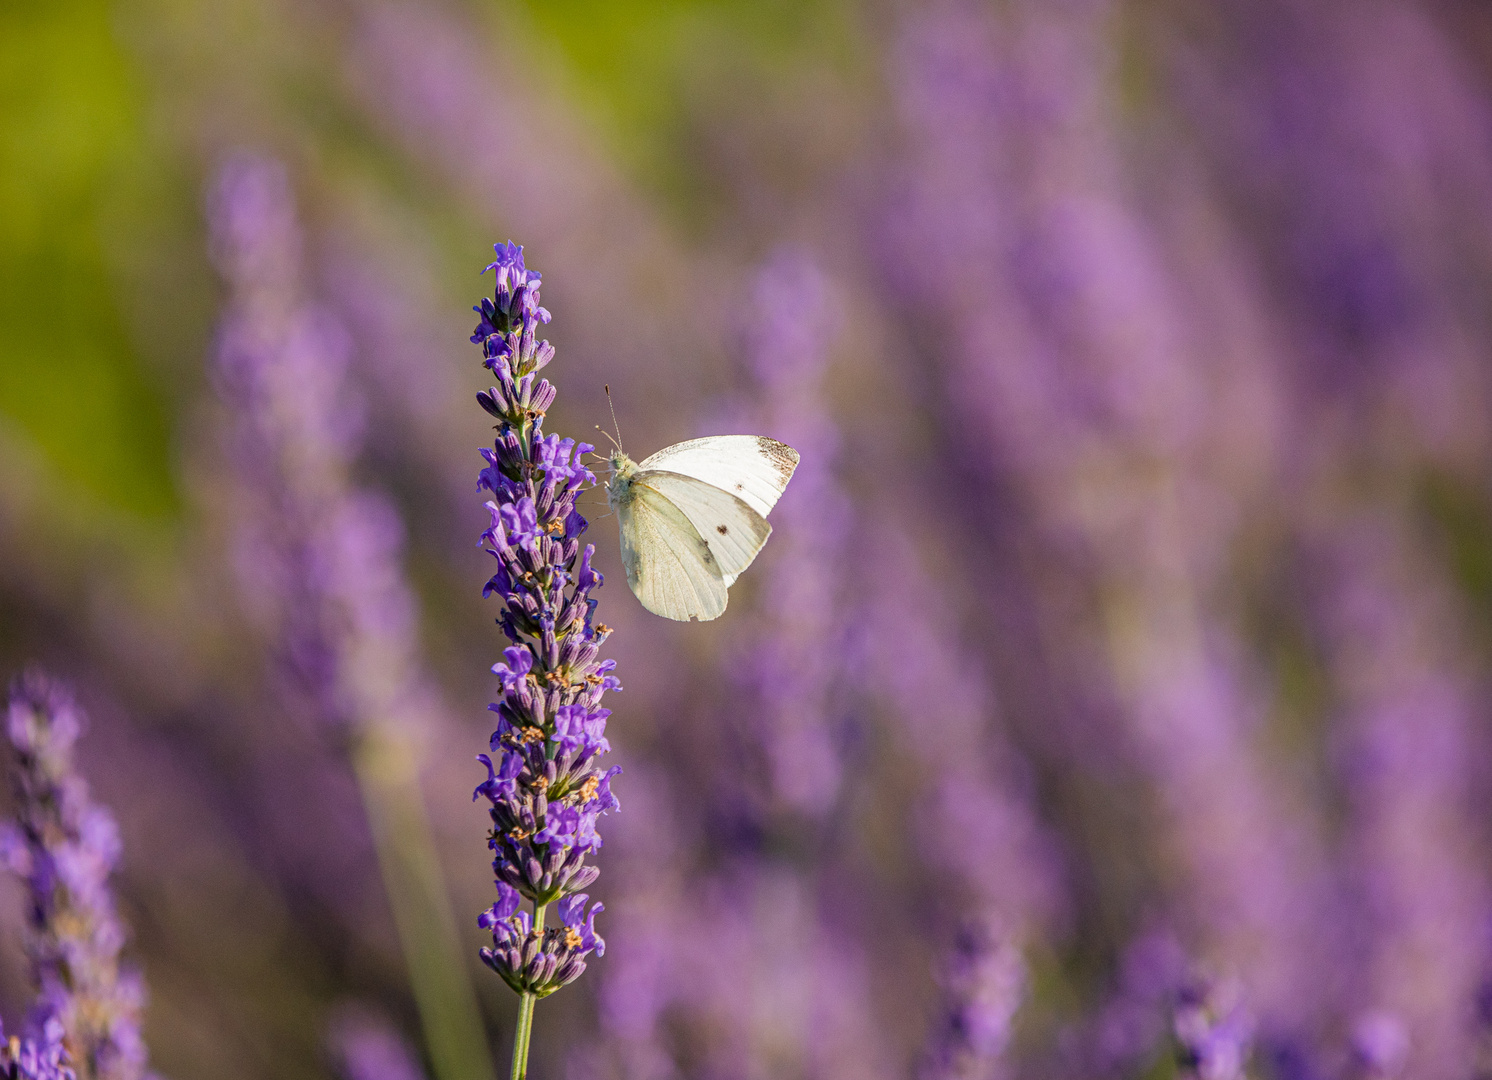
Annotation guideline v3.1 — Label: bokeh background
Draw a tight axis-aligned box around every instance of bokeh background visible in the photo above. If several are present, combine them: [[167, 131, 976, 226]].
[[6, 0, 1492, 1077]]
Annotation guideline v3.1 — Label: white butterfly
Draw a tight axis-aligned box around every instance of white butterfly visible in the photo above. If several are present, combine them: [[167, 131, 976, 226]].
[[605, 435, 800, 621]]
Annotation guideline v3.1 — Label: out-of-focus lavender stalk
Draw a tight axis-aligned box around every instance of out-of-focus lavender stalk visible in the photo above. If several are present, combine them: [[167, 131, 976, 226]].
[[467, 242, 617, 1080], [893, 0, 1331, 1056], [329, 1006, 431, 1080], [1173, 7, 1492, 1074], [207, 154, 494, 1080], [1311, 520, 1486, 1077], [867, 529, 1062, 1080], [654, 252, 892, 1080], [728, 250, 851, 822], [1, 672, 149, 1080]]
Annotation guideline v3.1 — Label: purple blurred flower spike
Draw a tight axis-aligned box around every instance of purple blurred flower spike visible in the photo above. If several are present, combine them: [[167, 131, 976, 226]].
[[328, 1005, 430, 1080], [3, 672, 149, 1080], [210, 153, 497, 1080]]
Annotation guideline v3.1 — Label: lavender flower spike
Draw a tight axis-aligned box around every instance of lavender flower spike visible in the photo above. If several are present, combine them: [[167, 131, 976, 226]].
[[1, 672, 150, 1080], [469, 243, 618, 1070]]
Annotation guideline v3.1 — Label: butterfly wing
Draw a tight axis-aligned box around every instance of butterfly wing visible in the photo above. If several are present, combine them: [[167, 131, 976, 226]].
[[636, 436, 799, 519], [635, 471, 772, 587], [617, 481, 730, 622]]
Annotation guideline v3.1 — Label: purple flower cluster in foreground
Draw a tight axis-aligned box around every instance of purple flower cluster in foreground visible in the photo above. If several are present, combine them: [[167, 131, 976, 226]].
[[1, 674, 150, 1080], [471, 242, 618, 997]]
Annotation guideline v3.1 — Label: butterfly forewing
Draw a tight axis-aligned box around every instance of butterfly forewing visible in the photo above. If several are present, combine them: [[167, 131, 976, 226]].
[[617, 483, 729, 621], [635, 471, 773, 587], [636, 435, 799, 519]]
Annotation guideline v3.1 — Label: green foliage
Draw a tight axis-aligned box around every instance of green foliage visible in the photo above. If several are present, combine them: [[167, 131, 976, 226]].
[[0, 0, 176, 518], [501, 0, 869, 224]]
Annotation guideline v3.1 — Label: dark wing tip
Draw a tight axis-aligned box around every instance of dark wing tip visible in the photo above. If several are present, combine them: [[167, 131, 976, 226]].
[[755, 436, 800, 479]]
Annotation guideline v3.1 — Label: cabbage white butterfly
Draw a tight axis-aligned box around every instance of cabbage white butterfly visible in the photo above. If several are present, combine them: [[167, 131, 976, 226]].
[[605, 434, 799, 621]]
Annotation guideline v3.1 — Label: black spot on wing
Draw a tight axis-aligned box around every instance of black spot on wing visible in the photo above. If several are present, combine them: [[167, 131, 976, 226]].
[[717, 525, 728, 535]]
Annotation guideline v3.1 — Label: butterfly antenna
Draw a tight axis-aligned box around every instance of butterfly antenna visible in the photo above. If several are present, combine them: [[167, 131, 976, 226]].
[[605, 384, 624, 450], [593, 425, 620, 451]]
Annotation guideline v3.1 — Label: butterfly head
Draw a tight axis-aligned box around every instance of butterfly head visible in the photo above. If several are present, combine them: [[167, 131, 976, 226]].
[[605, 450, 638, 509]]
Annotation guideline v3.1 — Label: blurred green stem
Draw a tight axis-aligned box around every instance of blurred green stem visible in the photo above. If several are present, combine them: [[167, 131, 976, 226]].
[[353, 725, 497, 1080]]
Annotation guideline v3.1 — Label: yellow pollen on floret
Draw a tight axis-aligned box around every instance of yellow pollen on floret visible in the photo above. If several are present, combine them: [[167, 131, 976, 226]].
[[508, 827, 530, 842], [564, 927, 582, 949], [575, 775, 600, 803], [520, 726, 546, 744]]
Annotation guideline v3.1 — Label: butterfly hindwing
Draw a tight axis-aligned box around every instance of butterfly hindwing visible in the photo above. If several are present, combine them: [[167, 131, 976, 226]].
[[617, 482, 729, 622], [636, 435, 799, 520], [635, 471, 773, 587]]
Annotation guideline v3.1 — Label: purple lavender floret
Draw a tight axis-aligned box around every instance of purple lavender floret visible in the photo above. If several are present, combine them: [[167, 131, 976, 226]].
[[919, 919, 1025, 1080], [477, 883, 606, 999], [1, 673, 150, 1080], [1172, 975, 1254, 1080], [469, 242, 618, 996], [0, 1016, 74, 1080]]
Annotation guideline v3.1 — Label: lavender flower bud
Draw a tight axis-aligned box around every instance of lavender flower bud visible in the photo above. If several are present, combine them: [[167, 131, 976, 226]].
[[470, 243, 618, 992], [2, 672, 151, 1080]]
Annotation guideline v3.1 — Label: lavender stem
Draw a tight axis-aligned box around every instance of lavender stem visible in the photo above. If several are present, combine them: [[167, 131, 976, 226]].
[[352, 728, 494, 1080], [510, 993, 536, 1080], [505, 894, 546, 1078]]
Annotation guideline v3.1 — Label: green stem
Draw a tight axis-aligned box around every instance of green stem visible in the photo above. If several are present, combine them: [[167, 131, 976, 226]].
[[510, 993, 536, 1080], [353, 726, 498, 1080], [509, 902, 545, 1080]]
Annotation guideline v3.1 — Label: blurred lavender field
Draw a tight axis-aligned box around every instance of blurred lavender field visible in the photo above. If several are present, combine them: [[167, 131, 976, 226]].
[[7, 0, 1492, 1077]]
